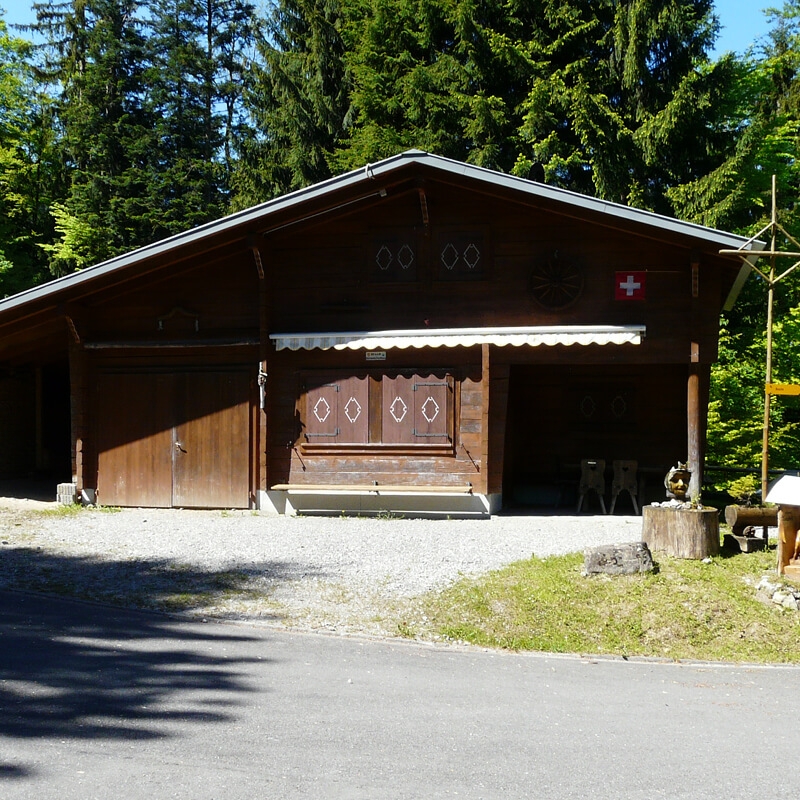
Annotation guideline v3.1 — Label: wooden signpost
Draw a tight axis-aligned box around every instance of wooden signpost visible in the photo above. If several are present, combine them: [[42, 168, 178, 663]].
[[719, 176, 800, 505]]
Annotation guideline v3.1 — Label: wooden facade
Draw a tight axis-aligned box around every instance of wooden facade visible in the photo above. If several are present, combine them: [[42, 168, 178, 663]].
[[0, 151, 760, 514]]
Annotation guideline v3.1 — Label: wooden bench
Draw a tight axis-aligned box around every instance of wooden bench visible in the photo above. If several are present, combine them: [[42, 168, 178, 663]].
[[270, 483, 473, 494]]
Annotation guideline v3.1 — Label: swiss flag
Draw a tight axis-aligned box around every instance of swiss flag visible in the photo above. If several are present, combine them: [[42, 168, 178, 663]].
[[615, 271, 646, 301]]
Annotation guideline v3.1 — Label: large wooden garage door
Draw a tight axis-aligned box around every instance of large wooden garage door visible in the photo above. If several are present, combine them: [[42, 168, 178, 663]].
[[96, 369, 251, 508]]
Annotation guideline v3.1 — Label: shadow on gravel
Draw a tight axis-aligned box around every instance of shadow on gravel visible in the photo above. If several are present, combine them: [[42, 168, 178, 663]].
[[0, 589, 271, 782], [0, 545, 326, 617]]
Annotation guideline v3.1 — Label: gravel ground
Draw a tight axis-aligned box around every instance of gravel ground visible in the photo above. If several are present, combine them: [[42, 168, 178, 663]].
[[0, 500, 643, 639]]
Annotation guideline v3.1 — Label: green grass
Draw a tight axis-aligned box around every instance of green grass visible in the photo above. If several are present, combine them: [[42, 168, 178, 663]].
[[416, 541, 800, 663], [33, 503, 122, 516]]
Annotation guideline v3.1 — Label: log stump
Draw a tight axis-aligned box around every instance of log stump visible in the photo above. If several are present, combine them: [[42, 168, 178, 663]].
[[642, 506, 720, 559], [724, 505, 778, 536]]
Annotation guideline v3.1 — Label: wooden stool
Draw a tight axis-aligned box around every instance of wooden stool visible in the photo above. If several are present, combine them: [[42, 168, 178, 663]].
[[610, 460, 639, 514], [577, 459, 607, 514]]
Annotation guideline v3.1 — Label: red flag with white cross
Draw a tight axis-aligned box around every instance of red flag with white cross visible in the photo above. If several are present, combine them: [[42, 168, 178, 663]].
[[615, 271, 646, 300]]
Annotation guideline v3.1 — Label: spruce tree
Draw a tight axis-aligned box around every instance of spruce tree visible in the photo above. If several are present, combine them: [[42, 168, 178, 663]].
[[145, 0, 255, 230], [0, 14, 46, 295], [32, 0, 154, 274], [232, 0, 349, 205]]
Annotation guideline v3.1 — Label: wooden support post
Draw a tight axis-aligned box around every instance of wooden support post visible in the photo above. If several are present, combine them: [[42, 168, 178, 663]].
[[68, 340, 87, 492], [258, 245, 270, 505], [479, 343, 490, 496], [778, 506, 800, 576], [687, 356, 703, 501]]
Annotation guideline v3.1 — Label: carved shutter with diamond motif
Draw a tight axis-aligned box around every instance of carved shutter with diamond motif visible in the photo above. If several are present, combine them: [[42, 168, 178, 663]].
[[304, 375, 368, 443], [382, 374, 451, 443]]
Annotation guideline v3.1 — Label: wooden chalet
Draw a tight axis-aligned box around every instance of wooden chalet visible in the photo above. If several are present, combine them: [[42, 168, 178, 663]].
[[0, 151, 762, 516]]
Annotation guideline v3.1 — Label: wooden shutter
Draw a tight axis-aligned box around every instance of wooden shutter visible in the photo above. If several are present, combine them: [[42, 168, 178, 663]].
[[304, 375, 368, 444], [382, 374, 452, 444], [411, 377, 451, 441], [381, 375, 415, 443]]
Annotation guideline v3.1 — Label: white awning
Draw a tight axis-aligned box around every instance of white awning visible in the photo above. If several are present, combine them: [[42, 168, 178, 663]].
[[270, 325, 646, 351]]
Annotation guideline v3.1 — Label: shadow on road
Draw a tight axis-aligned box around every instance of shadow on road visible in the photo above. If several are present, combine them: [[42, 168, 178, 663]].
[[0, 589, 271, 782]]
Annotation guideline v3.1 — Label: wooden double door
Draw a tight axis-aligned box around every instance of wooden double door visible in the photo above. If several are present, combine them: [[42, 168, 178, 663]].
[[96, 368, 251, 508]]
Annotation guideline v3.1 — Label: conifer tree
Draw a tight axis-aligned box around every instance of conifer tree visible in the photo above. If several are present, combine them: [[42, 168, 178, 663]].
[[145, 0, 256, 230], [31, 0, 154, 274], [232, 0, 349, 205], [0, 14, 45, 295]]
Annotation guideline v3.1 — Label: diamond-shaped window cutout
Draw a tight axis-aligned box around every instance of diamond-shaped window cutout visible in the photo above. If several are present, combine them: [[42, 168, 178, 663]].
[[611, 395, 627, 418], [463, 243, 481, 270], [314, 397, 331, 423], [376, 245, 392, 271], [390, 396, 408, 423], [580, 396, 596, 419], [344, 396, 362, 423], [398, 244, 414, 270], [441, 243, 459, 270], [421, 396, 440, 422]]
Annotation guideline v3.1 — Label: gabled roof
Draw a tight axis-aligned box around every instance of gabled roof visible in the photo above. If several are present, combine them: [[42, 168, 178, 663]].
[[0, 149, 762, 318]]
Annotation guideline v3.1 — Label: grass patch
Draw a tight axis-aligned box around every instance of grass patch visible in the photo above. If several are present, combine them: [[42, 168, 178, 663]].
[[34, 504, 85, 517], [418, 544, 800, 663], [29, 503, 122, 517]]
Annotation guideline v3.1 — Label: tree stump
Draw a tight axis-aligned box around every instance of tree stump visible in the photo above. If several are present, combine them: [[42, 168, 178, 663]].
[[642, 506, 720, 559]]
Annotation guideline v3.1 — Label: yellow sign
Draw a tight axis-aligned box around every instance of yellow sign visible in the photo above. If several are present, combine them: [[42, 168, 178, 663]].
[[766, 383, 800, 396]]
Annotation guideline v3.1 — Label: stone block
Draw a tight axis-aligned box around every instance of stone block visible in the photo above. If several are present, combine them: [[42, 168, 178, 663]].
[[56, 482, 77, 505], [584, 542, 654, 576]]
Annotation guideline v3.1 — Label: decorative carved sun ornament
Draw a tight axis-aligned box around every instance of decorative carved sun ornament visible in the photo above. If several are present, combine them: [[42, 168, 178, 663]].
[[530, 253, 584, 310]]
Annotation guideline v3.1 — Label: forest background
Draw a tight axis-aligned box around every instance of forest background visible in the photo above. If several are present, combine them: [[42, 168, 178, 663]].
[[0, 0, 799, 494]]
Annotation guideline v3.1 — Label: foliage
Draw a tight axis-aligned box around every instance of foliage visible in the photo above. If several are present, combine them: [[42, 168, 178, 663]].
[[664, 2, 800, 481], [232, 0, 349, 205], [0, 13, 53, 296]]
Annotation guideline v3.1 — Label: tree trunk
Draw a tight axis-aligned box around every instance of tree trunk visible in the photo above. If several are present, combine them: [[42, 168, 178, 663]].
[[642, 506, 720, 559]]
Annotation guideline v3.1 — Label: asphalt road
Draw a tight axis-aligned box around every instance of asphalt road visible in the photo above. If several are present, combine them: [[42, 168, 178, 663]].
[[2, 589, 800, 799]]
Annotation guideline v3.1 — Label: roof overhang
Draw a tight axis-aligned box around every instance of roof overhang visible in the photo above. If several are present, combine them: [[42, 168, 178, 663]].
[[270, 325, 647, 351]]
